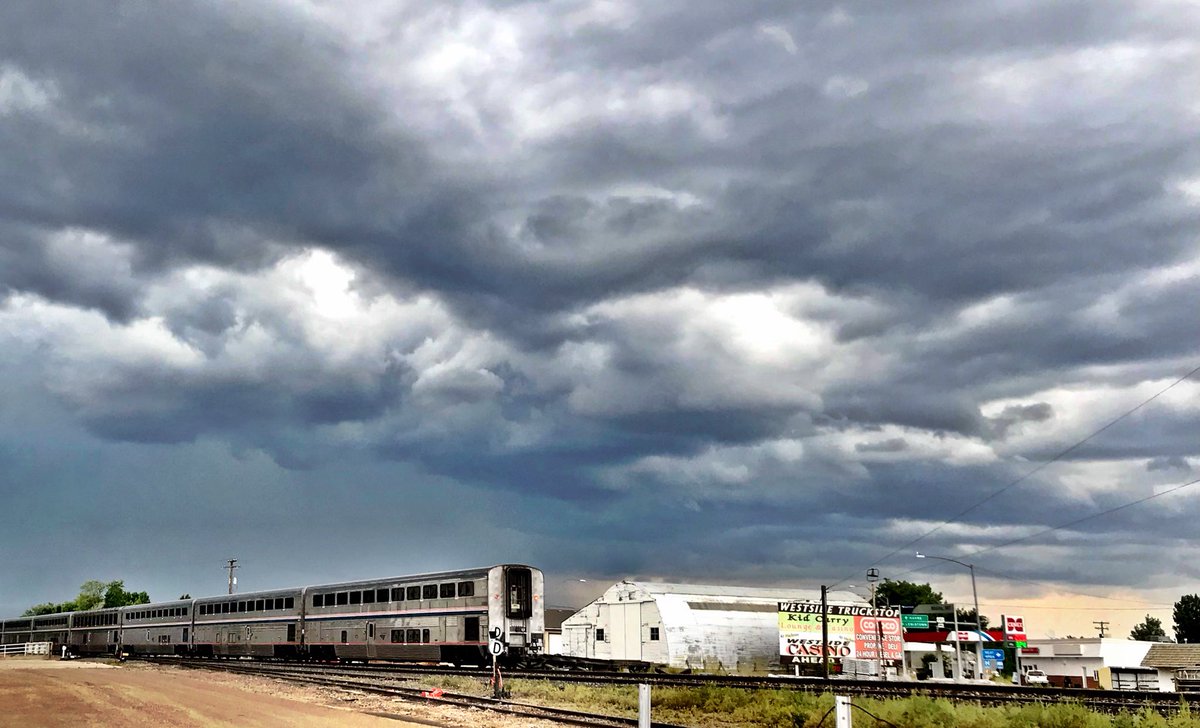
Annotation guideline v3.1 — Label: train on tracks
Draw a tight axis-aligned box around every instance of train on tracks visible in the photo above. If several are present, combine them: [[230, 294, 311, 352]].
[[0, 564, 544, 665]]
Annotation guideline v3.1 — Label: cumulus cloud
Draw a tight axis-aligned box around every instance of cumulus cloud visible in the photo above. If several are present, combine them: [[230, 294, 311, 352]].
[[1, 0, 1200, 604]]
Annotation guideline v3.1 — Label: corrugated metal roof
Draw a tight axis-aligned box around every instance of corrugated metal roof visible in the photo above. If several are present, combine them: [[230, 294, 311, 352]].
[[628, 581, 865, 603]]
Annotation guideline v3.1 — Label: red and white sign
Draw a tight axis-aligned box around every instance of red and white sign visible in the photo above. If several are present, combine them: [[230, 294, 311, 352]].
[[1004, 615, 1026, 641]]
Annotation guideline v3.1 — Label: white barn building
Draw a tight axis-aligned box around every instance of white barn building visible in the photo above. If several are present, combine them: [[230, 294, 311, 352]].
[[560, 580, 863, 671]]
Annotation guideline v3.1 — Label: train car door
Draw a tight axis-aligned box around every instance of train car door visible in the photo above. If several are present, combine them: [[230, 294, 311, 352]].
[[366, 622, 376, 659]]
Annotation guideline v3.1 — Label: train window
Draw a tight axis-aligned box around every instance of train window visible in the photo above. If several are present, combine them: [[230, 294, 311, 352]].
[[183, 608, 188, 617], [367, 623, 375, 639], [236, 602, 245, 613], [336, 592, 348, 606], [255, 599, 263, 611], [340, 630, 348, 644], [391, 629, 403, 643], [376, 589, 388, 603], [362, 589, 375, 604], [406, 586, 420, 601], [422, 629, 430, 643], [650, 627, 660, 641], [457, 581, 475, 597], [391, 588, 402, 602], [313, 594, 323, 607], [350, 591, 362, 605], [285, 597, 293, 609], [439, 583, 455, 599], [596, 629, 605, 642], [422, 585, 437, 600], [406, 629, 420, 642], [223, 603, 231, 614]]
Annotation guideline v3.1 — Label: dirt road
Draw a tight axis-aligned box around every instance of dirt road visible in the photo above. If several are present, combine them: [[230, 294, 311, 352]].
[[0, 659, 557, 727]]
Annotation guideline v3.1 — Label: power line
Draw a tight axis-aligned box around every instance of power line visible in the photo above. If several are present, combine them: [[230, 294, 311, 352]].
[[960, 476, 1200, 561], [876, 475, 1200, 598], [971, 565, 1174, 608], [977, 604, 1171, 611], [830, 361, 1200, 588]]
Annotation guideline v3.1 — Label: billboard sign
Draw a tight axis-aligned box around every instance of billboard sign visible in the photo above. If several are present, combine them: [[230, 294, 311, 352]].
[[1003, 615, 1027, 642], [779, 602, 902, 666]]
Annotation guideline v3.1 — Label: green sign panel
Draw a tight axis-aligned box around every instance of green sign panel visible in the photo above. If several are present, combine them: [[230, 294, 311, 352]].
[[901, 614, 929, 629]]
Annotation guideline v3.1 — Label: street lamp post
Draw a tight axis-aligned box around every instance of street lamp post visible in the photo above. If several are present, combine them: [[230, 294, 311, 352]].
[[916, 552, 983, 681]]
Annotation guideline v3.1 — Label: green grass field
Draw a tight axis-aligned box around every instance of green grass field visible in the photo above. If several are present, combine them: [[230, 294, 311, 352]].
[[418, 676, 1200, 728]]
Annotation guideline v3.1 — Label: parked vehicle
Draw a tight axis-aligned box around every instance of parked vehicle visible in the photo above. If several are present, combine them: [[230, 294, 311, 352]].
[[1024, 669, 1050, 685]]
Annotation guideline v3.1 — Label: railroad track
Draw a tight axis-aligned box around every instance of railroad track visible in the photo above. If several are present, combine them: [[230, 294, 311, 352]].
[[134, 656, 1186, 715], [144, 658, 686, 727]]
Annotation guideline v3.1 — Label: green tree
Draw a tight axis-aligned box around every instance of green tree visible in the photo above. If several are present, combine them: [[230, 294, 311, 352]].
[[103, 581, 150, 608], [872, 579, 944, 607], [1131, 614, 1168, 641], [76, 580, 107, 610], [1174, 595, 1200, 643], [23, 579, 151, 616], [22, 601, 76, 616]]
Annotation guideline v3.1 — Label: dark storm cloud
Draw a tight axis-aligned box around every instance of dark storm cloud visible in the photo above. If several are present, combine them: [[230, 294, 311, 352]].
[[2, 0, 1200, 604]]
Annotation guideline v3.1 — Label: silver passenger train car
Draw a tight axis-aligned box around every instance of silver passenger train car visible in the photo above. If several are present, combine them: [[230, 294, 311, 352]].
[[0, 564, 544, 664]]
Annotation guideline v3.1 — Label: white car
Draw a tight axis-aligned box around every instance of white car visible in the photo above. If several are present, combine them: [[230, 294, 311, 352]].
[[1024, 669, 1050, 685]]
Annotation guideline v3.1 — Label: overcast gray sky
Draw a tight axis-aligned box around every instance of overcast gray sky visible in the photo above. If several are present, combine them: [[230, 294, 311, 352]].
[[2, 1, 1199, 629]]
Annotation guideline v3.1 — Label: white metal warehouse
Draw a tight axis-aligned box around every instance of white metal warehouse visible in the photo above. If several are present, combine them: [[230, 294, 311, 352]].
[[560, 580, 864, 671]]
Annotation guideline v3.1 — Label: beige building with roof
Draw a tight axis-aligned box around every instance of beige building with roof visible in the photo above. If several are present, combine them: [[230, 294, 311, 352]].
[[560, 580, 863, 671], [1139, 643, 1200, 692]]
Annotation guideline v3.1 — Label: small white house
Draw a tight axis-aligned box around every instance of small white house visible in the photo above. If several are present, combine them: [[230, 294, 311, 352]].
[[561, 580, 863, 671], [1020, 638, 1159, 689]]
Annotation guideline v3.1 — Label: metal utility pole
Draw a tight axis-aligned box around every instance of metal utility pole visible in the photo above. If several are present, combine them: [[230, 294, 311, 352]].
[[1094, 621, 1110, 638], [867, 567, 884, 680], [821, 585, 830, 684], [226, 559, 239, 595]]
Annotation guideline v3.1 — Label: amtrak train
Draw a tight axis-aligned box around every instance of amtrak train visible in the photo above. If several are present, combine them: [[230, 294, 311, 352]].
[[0, 564, 544, 664]]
